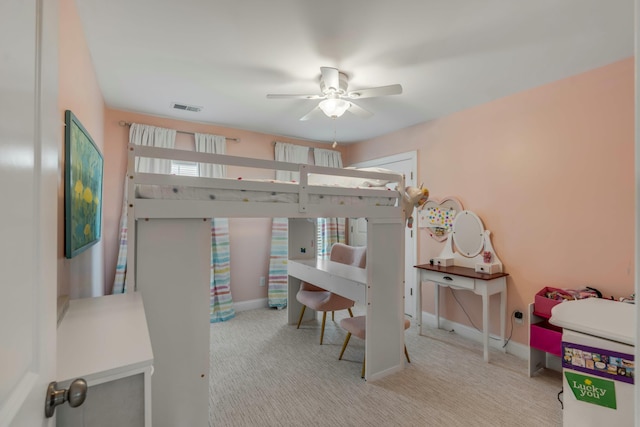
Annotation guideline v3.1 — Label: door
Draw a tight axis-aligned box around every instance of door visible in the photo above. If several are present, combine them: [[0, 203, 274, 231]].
[[349, 218, 367, 247], [349, 152, 418, 318], [0, 1, 58, 426]]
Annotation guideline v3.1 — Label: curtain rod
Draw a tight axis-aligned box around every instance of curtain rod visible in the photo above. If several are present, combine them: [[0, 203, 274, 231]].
[[118, 120, 240, 142]]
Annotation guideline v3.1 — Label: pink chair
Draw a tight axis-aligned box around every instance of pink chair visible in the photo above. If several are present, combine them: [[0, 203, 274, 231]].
[[338, 315, 411, 378], [295, 243, 366, 344], [327, 243, 366, 268]]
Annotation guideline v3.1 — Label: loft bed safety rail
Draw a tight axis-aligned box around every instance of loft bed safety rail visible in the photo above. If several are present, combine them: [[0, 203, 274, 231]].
[[126, 144, 406, 219], [127, 144, 404, 185]]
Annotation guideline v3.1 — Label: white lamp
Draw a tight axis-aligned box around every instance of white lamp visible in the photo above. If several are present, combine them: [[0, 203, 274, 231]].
[[318, 98, 351, 118]]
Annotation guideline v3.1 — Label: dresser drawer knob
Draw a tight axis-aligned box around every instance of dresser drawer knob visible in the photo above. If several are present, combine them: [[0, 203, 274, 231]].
[[443, 276, 453, 281]]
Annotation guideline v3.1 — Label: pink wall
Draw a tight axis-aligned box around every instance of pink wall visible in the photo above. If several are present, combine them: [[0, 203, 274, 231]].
[[346, 58, 635, 346], [102, 110, 344, 299], [58, 0, 106, 298]]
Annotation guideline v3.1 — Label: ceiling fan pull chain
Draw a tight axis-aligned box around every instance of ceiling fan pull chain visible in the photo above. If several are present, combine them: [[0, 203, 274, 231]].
[[332, 119, 338, 148]]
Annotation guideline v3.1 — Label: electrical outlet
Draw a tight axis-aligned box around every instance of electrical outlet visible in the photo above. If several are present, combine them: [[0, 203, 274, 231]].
[[259, 276, 265, 287], [514, 310, 524, 325]]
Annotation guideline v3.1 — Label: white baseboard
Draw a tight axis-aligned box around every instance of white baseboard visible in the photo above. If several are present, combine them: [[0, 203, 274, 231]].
[[234, 298, 269, 312], [420, 311, 529, 361]]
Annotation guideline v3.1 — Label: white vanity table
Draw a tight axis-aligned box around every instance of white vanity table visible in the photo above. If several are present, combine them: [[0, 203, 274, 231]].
[[415, 209, 509, 362]]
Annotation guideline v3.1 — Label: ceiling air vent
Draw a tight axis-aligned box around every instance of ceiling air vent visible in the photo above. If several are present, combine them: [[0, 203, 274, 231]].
[[171, 102, 202, 112]]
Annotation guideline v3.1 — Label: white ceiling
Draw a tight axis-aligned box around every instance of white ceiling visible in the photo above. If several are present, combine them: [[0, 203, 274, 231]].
[[76, 0, 634, 144]]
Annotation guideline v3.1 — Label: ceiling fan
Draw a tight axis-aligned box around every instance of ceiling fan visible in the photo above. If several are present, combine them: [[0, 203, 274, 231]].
[[266, 67, 402, 120]]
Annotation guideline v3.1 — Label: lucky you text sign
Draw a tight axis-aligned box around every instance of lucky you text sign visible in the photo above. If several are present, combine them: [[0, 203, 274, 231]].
[[565, 372, 617, 409]]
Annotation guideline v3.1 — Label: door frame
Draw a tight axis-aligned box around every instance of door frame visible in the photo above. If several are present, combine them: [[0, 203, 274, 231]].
[[349, 151, 418, 318]]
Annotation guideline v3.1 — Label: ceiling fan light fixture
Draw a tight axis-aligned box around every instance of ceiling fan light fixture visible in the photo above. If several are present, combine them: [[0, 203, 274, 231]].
[[319, 98, 351, 118]]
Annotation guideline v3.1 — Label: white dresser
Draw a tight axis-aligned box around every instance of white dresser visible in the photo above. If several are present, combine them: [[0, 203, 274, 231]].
[[56, 292, 153, 426]]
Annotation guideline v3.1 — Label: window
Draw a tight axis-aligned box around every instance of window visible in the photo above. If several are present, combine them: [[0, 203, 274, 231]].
[[171, 160, 198, 177], [316, 218, 326, 260]]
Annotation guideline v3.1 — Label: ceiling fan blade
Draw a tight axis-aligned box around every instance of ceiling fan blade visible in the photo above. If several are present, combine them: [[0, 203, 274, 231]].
[[347, 102, 373, 118], [300, 106, 322, 121], [320, 67, 340, 92], [346, 84, 403, 99], [267, 93, 324, 100]]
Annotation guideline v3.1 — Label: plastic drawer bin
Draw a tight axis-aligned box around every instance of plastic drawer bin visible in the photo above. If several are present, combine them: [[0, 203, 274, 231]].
[[534, 287, 565, 318], [530, 321, 562, 357]]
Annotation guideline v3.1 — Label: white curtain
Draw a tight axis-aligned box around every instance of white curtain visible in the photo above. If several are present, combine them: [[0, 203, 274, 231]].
[[314, 147, 342, 169], [195, 133, 226, 178], [131, 124, 176, 174], [195, 133, 235, 323], [113, 124, 176, 293], [314, 148, 345, 258], [112, 175, 129, 292], [268, 142, 310, 308], [274, 141, 310, 181]]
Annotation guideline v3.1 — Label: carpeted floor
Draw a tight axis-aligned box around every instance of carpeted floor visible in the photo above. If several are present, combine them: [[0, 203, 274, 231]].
[[210, 307, 562, 426]]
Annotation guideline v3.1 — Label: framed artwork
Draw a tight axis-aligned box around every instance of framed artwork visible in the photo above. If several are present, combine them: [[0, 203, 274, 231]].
[[64, 110, 103, 258]]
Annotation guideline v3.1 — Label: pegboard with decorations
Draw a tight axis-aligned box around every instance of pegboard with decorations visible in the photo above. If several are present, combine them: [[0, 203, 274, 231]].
[[417, 196, 463, 241]]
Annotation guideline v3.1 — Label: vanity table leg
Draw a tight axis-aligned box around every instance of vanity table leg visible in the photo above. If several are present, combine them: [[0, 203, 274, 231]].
[[417, 279, 423, 335], [435, 284, 440, 329], [482, 292, 490, 362], [500, 289, 507, 352]]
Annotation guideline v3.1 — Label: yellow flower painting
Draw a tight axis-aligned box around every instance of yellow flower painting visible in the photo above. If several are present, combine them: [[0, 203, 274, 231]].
[[64, 110, 103, 258]]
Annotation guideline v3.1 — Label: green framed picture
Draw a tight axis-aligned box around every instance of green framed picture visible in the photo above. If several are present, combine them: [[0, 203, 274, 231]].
[[64, 110, 103, 258]]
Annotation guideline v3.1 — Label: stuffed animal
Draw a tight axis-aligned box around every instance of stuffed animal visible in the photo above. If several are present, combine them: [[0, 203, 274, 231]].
[[401, 185, 429, 227]]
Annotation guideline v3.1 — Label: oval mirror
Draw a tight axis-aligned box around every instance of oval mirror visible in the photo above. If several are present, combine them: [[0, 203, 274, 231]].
[[452, 210, 484, 258]]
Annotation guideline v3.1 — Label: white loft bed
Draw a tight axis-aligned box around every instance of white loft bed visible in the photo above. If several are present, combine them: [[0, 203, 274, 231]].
[[125, 144, 408, 426]]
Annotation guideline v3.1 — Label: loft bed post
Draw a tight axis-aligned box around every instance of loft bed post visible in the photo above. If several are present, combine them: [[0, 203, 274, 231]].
[[136, 217, 211, 426], [365, 217, 405, 380], [297, 164, 309, 213], [126, 145, 137, 293], [286, 218, 317, 324]]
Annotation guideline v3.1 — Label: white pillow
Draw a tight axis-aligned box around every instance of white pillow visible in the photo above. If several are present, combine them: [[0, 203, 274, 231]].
[[308, 167, 398, 188], [344, 167, 398, 187]]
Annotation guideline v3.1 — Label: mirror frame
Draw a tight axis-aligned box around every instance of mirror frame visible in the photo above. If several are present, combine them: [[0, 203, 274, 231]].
[[452, 210, 485, 258]]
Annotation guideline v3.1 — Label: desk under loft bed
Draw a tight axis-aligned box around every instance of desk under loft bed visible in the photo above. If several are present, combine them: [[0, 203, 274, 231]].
[[125, 144, 407, 426]]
